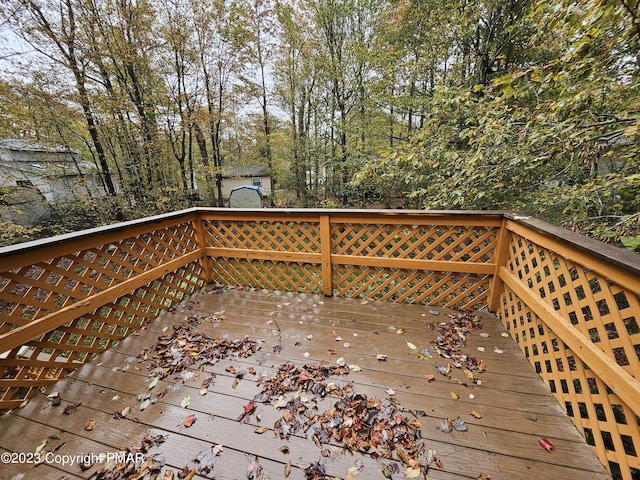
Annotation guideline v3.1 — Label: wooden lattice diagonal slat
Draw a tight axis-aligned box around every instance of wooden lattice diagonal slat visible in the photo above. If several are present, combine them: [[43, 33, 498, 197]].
[[499, 232, 640, 479]]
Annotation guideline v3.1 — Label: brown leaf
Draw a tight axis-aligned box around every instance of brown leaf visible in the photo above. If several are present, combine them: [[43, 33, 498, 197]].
[[63, 402, 81, 415], [279, 446, 290, 455], [163, 470, 175, 480], [254, 426, 268, 434], [84, 419, 96, 431], [470, 410, 482, 419], [476, 475, 491, 480], [232, 378, 239, 389], [284, 460, 291, 478], [182, 414, 197, 427], [395, 328, 405, 334]]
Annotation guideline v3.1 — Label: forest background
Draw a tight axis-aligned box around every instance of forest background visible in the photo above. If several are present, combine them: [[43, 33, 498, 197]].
[[0, 0, 638, 249]]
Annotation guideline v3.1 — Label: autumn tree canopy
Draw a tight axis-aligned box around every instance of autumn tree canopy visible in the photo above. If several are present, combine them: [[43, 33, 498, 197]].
[[0, 0, 638, 247]]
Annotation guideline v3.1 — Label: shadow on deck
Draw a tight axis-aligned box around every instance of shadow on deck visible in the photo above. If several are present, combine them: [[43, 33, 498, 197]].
[[0, 287, 610, 480]]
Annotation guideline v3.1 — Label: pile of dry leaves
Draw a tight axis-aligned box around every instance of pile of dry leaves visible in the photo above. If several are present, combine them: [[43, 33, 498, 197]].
[[141, 313, 263, 379], [246, 360, 441, 479], [433, 310, 486, 375]]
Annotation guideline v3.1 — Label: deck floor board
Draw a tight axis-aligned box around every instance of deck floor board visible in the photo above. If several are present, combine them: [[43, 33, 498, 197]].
[[0, 288, 611, 480]]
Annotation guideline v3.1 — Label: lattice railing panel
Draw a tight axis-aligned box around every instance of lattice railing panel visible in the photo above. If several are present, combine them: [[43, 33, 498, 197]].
[[498, 231, 640, 480], [332, 265, 490, 309], [500, 285, 640, 480], [0, 261, 204, 409], [0, 222, 199, 332], [203, 219, 321, 253], [506, 233, 640, 381], [331, 223, 497, 262], [209, 258, 322, 293]]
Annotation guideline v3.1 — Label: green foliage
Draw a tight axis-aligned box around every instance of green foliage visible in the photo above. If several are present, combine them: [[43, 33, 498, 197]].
[[1, 0, 638, 250], [353, 0, 640, 248]]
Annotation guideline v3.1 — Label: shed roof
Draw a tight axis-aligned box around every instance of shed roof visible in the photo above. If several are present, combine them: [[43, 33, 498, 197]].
[[220, 164, 270, 178], [0, 138, 76, 154]]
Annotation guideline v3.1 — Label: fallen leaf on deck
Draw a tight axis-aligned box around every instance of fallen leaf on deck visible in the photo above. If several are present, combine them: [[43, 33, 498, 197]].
[[193, 444, 224, 475], [148, 377, 159, 390], [450, 391, 459, 399], [35, 439, 47, 454], [538, 437, 554, 452], [181, 414, 197, 427], [120, 406, 132, 418], [48, 392, 61, 407], [470, 410, 482, 419], [247, 457, 271, 479], [255, 426, 268, 434], [501, 332, 509, 337], [348, 364, 361, 372], [425, 374, 435, 382], [479, 332, 490, 337], [493, 347, 504, 354], [63, 402, 81, 415], [237, 401, 256, 423], [226, 365, 236, 375], [404, 466, 421, 478], [477, 474, 491, 480], [396, 328, 405, 334], [406, 341, 418, 350], [232, 378, 239, 389], [385, 388, 396, 396], [279, 446, 289, 454], [425, 449, 443, 469], [181, 395, 191, 408], [437, 418, 452, 433], [284, 460, 291, 477], [84, 420, 96, 431], [376, 354, 387, 361], [335, 336, 342, 341], [381, 463, 396, 479], [345, 461, 363, 479], [343, 342, 351, 348], [303, 351, 310, 358], [140, 399, 151, 410], [477, 346, 486, 352], [452, 417, 468, 432]]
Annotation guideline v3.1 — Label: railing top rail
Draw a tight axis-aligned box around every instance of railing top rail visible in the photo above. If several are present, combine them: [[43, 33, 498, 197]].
[[0, 208, 201, 257], [504, 212, 640, 278], [2, 207, 638, 276]]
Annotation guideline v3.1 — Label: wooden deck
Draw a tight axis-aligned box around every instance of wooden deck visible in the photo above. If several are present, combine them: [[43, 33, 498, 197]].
[[0, 287, 611, 480]]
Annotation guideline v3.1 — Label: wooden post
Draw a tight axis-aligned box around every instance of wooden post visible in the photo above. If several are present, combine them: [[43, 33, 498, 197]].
[[487, 217, 512, 312], [194, 211, 213, 284], [320, 214, 333, 296]]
